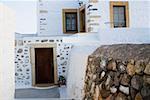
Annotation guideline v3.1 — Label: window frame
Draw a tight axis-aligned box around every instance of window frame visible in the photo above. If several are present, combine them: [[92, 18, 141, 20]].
[[63, 9, 78, 34], [110, 1, 129, 28]]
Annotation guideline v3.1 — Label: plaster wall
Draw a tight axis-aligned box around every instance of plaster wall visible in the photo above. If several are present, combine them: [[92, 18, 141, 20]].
[[67, 45, 98, 99], [98, 0, 150, 29], [37, 0, 150, 36], [0, 3, 15, 100], [37, 0, 79, 36], [98, 28, 150, 44]]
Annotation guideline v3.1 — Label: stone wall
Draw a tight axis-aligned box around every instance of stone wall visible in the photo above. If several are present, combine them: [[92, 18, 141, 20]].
[[15, 36, 72, 88], [84, 44, 150, 100]]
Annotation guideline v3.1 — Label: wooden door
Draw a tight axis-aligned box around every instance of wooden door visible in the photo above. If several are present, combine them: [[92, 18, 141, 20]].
[[35, 48, 54, 85], [80, 8, 85, 32]]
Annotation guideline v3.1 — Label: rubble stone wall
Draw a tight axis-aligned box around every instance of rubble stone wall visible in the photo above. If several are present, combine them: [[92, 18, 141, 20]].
[[84, 44, 150, 100], [15, 37, 72, 88]]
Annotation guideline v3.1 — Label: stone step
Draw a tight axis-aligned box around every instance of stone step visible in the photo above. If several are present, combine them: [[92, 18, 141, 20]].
[[15, 87, 60, 98]]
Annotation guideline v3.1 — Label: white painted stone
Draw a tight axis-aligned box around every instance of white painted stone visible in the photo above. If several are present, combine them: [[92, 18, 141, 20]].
[[100, 71, 105, 79], [119, 85, 129, 95], [100, 59, 106, 69], [110, 86, 117, 94], [105, 75, 111, 86], [119, 64, 126, 72]]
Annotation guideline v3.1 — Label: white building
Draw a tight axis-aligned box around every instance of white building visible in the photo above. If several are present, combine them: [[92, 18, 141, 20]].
[[14, 0, 150, 99], [0, 3, 15, 100]]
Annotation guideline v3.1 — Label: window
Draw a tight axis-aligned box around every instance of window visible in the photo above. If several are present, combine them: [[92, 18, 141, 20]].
[[110, 1, 129, 28], [63, 9, 78, 33], [113, 6, 126, 27], [66, 13, 77, 32]]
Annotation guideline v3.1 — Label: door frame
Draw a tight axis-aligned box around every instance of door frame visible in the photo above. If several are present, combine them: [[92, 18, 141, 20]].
[[30, 43, 58, 87]]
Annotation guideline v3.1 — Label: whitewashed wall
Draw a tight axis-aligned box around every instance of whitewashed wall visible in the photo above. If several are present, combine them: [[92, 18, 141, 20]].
[[0, 3, 15, 100], [37, 0, 150, 36], [129, 1, 150, 28], [37, 0, 79, 36], [15, 35, 73, 89], [86, 2, 101, 33], [98, 28, 150, 44], [66, 45, 98, 99], [98, 0, 150, 29]]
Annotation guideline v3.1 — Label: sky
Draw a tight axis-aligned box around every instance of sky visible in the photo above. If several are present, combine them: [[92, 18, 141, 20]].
[[1, 0, 37, 34]]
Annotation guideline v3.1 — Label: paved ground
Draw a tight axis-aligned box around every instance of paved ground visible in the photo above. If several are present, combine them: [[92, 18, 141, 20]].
[[15, 87, 60, 98], [15, 98, 60, 100], [15, 86, 68, 100]]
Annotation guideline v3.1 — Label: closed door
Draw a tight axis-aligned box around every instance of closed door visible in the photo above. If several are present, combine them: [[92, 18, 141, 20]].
[[80, 8, 85, 32], [35, 48, 54, 85]]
